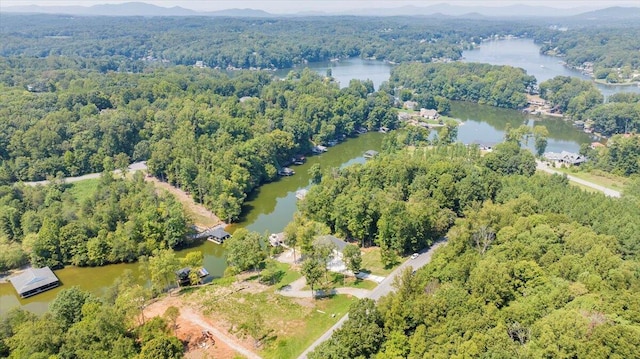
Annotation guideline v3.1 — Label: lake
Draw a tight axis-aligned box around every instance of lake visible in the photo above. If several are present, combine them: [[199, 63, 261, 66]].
[[0, 37, 620, 315], [462, 38, 640, 99]]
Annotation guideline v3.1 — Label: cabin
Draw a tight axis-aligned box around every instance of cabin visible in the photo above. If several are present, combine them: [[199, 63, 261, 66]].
[[364, 150, 379, 159], [278, 167, 295, 176], [9, 267, 60, 298], [175, 267, 209, 286]]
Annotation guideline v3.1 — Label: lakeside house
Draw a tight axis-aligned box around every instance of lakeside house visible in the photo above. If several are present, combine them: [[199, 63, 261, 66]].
[[543, 151, 587, 166], [314, 235, 349, 272], [419, 108, 440, 120], [9, 267, 60, 298]]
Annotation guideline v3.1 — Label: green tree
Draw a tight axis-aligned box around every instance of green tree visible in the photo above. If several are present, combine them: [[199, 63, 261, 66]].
[[49, 286, 95, 330], [225, 229, 266, 272], [301, 257, 324, 298], [342, 244, 362, 274]]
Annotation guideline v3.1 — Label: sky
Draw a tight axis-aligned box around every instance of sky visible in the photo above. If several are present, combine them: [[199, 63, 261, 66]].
[[1, 0, 639, 13]]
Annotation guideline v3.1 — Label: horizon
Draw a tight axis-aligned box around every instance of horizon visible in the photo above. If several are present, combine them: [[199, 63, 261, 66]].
[[2, 0, 640, 14]]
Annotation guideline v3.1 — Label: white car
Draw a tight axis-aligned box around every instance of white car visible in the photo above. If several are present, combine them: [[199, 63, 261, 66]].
[[410, 253, 419, 260]]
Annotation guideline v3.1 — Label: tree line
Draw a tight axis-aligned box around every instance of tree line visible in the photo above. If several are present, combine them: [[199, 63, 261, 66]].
[[307, 144, 640, 358], [0, 172, 190, 271]]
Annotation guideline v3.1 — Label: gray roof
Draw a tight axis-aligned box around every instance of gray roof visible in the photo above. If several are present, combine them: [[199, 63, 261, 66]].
[[364, 150, 379, 157], [9, 267, 59, 295], [315, 235, 348, 252], [544, 151, 586, 164], [209, 227, 231, 239]]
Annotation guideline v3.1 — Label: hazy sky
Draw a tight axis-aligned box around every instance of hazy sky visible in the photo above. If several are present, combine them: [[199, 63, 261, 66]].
[[2, 0, 639, 13]]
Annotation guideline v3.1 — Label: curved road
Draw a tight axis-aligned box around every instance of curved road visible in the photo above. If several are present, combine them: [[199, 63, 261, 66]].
[[535, 161, 621, 198], [297, 241, 447, 359], [21, 161, 148, 186]]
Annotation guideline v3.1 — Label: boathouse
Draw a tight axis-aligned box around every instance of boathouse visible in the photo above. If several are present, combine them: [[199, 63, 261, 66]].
[[364, 150, 379, 159], [9, 267, 60, 298]]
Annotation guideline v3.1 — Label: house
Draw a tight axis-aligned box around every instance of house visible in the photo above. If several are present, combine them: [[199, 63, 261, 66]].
[[364, 150, 379, 159], [378, 126, 390, 133], [175, 267, 209, 286], [356, 127, 368, 134], [543, 151, 587, 166], [9, 267, 60, 298], [419, 108, 440, 120], [194, 60, 207, 68], [314, 235, 348, 260], [292, 154, 306, 165], [403, 101, 419, 111]]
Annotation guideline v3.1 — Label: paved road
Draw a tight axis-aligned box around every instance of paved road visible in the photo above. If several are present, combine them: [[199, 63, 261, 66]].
[[277, 277, 371, 299], [21, 161, 148, 186], [535, 161, 621, 198], [297, 241, 447, 359]]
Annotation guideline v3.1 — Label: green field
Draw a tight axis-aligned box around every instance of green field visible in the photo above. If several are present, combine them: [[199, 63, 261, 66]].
[[67, 178, 101, 202], [551, 167, 629, 191]]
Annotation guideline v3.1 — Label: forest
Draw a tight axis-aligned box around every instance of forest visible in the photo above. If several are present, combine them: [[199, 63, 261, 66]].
[[305, 138, 640, 358], [538, 76, 640, 136], [388, 62, 537, 109], [0, 172, 190, 271], [0, 15, 539, 71]]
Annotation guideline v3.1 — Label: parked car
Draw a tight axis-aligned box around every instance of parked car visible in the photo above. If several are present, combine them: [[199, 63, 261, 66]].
[[411, 253, 419, 260]]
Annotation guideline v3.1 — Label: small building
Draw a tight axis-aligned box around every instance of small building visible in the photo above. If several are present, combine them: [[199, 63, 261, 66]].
[[419, 108, 440, 120], [590, 142, 605, 149], [378, 126, 390, 133], [544, 151, 587, 166], [198, 226, 231, 244], [314, 235, 348, 260], [356, 127, 368, 134], [278, 167, 295, 176], [364, 150, 379, 159], [9, 267, 60, 298], [269, 233, 285, 247]]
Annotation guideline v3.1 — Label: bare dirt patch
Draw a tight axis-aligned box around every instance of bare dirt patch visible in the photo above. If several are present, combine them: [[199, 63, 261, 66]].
[[144, 295, 260, 359], [145, 177, 223, 228]]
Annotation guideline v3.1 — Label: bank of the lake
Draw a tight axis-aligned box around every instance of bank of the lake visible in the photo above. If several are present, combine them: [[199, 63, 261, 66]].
[[0, 132, 385, 315], [462, 38, 640, 99]]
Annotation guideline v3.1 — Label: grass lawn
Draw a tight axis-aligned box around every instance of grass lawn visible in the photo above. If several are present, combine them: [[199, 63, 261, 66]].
[[301, 272, 378, 291], [196, 282, 356, 359], [261, 295, 356, 359], [67, 178, 101, 202], [274, 262, 302, 289], [551, 167, 629, 191], [360, 247, 404, 276]]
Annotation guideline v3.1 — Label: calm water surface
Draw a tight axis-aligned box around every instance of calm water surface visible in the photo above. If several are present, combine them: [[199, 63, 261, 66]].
[[2, 39, 622, 315], [462, 38, 640, 99]]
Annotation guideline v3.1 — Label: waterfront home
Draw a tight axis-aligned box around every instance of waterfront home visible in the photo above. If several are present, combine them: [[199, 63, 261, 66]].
[[312, 145, 328, 154], [9, 267, 60, 298], [269, 232, 285, 247], [544, 151, 587, 166], [419, 108, 440, 120]]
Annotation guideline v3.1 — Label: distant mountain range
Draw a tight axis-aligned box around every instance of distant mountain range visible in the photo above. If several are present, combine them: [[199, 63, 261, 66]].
[[1, 1, 639, 19]]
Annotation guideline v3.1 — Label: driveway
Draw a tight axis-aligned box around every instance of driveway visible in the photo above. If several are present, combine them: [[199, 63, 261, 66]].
[[535, 161, 621, 198]]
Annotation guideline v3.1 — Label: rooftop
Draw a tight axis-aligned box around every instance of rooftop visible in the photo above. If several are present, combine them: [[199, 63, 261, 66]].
[[9, 267, 60, 297]]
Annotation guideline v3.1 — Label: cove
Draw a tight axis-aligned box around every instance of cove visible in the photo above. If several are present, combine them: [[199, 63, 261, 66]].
[[462, 38, 640, 99], [0, 132, 385, 315]]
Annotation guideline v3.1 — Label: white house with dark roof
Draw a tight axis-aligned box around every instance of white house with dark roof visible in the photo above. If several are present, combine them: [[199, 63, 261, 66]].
[[314, 235, 349, 272], [9, 267, 60, 298], [543, 151, 587, 166]]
